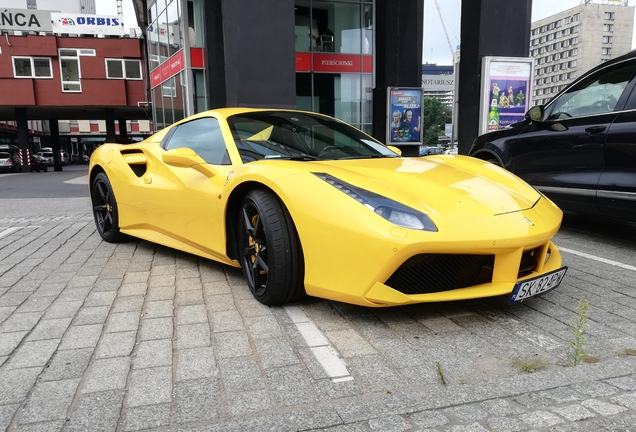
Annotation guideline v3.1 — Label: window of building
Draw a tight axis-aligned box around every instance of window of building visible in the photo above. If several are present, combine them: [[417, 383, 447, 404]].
[[569, 60, 577, 68], [603, 35, 613, 44], [105, 59, 143, 79], [604, 24, 614, 32], [573, 13, 579, 21], [605, 12, 615, 20], [162, 77, 177, 97], [602, 47, 612, 55], [59, 49, 81, 92], [572, 25, 579, 33], [12, 57, 52, 78]]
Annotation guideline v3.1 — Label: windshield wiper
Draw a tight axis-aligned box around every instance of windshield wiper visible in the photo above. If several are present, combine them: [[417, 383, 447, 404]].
[[338, 154, 399, 160], [265, 154, 320, 161]]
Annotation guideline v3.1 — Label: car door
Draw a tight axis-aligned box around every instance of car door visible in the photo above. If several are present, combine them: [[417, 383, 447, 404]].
[[144, 116, 235, 257], [598, 70, 636, 222], [508, 60, 635, 214]]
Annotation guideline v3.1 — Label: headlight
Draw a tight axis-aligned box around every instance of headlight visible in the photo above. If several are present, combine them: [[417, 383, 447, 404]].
[[313, 173, 437, 232]]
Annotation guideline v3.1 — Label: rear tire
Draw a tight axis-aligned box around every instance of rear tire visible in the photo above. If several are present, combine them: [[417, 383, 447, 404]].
[[237, 189, 305, 305], [91, 172, 125, 243]]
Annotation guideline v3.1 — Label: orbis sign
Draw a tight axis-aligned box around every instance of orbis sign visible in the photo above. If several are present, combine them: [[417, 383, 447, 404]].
[[51, 13, 124, 36]]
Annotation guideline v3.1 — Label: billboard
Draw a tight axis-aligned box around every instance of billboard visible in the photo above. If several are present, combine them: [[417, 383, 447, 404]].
[[51, 13, 125, 36], [479, 57, 534, 135], [386, 87, 423, 145], [0, 9, 52, 32]]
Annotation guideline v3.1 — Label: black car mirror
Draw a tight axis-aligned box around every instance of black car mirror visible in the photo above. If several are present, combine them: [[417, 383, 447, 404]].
[[526, 105, 544, 122]]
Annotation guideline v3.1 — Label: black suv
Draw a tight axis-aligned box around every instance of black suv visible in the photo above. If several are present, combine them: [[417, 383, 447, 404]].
[[470, 49, 636, 222]]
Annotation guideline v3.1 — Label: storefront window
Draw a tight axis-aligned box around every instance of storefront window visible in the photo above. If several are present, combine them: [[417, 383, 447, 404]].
[[188, 0, 205, 48], [294, 1, 373, 132], [166, 1, 180, 57]]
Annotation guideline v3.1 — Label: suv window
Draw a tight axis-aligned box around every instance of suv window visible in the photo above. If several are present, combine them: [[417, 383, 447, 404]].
[[165, 117, 230, 165], [546, 60, 636, 119]]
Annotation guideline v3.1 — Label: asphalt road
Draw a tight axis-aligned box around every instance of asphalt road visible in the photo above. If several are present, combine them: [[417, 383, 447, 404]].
[[1, 166, 636, 431]]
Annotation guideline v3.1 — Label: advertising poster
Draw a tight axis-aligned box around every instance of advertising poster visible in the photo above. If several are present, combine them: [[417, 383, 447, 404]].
[[386, 87, 423, 145], [480, 57, 534, 135]]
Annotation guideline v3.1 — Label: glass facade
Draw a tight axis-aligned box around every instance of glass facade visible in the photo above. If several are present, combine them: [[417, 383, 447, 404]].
[[295, 0, 374, 133], [147, 0, 208, 130], [147, 0, 373, 132]]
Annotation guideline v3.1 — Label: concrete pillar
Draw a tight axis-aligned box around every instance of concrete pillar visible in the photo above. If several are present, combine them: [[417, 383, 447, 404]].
[[457, 0, 532, 154], [205, 0, 296, 109], [16, 108, 31, 172], [118, 118, 129, 139], [372, 0, 424, 157], [105, 108, 116, 142], [49, 119, 63, 172]]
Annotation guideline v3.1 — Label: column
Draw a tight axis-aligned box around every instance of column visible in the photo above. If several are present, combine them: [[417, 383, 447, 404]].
[[457, 0, 532, 154], [372, 0, 424, 157]]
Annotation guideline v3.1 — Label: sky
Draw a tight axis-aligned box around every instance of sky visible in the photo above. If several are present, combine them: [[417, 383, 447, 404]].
[[423, 0, 635, 65], [95, 0, 140, 34]]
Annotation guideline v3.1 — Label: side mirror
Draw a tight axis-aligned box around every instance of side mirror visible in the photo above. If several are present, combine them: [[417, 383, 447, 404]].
[[162, 148, 218, 178], [526, 105, 545, 122], [387, 145, 402, 155]]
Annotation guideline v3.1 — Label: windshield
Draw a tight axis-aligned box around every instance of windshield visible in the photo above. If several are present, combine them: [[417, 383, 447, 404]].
[[227, 111, 399, 162]]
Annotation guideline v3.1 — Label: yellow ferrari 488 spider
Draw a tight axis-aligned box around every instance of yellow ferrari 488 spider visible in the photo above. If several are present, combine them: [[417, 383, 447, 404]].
[[89, 108, 567, 307]]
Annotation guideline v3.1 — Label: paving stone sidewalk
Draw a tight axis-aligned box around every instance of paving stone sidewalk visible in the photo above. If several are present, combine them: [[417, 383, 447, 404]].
[[1, 208, 636, 432]]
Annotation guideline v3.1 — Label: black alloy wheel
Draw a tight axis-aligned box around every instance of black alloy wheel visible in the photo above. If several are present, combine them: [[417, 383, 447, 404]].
[[91, 172, 125, 243], [238, 189, 305, 305]]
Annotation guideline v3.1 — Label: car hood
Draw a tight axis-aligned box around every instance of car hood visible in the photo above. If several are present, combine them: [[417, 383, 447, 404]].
[[274, 155, 541, 217]]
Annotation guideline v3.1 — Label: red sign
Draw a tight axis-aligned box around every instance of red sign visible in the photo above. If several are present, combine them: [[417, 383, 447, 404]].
[[190, 48, 205, 69], [150, 49, 185, 88], [294, 53, 373, 73], [296, 53, 311, 72], [308, 54, 373, 74]]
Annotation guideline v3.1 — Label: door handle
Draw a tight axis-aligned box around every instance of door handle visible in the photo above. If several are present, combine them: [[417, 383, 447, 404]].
[[585, 126, 606, 135]]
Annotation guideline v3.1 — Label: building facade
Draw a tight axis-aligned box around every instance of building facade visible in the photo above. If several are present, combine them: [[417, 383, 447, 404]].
[[0, 2, 149, 170], [530, 1, 635, 106], [421, 64, 454, 108], [147, 0, 376, 135]]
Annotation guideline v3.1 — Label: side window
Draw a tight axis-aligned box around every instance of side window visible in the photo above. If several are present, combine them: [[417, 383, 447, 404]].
[[547, 60, 636, 119], [165, 117, 230, 165]]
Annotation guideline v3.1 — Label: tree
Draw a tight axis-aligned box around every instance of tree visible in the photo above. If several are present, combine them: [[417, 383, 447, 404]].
[[422, 97, 452, 146]]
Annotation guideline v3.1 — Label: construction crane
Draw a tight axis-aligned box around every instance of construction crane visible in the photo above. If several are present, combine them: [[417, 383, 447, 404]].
[[433, 0, 455, 57]]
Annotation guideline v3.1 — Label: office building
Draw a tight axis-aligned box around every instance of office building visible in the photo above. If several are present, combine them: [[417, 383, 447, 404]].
[[530, 0, 635, 106]]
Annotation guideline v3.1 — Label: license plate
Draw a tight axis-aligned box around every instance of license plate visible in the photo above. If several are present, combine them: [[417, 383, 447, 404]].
[[510, 267, 568, 302]]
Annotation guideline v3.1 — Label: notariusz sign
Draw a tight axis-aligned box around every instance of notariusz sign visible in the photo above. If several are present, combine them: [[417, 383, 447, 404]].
[[0, 9, 52, 32]]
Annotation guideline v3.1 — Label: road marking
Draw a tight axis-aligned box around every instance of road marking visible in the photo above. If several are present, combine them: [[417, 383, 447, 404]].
[[560, 247, 636, 272], [284, 305, 353, 382], [64, 175, 88, 185], [0, 227, 22, 239]]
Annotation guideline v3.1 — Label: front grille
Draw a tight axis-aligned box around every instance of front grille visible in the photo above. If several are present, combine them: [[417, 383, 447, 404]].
[[385, 254, 495, 295]]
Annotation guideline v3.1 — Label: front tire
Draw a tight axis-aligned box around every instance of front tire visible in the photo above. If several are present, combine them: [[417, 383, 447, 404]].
[[237, 189, 305, 305], [91, 172, 125, 243]]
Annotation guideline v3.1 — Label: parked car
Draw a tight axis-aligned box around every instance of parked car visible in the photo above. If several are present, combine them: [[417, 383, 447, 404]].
[[0, 145, 21, 173], [469, 49, 636, 222], [35, 151, 54, 166], [419, 146, 444, 156], [89, 108, 566, 307], [30, 154, 48, 172]]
